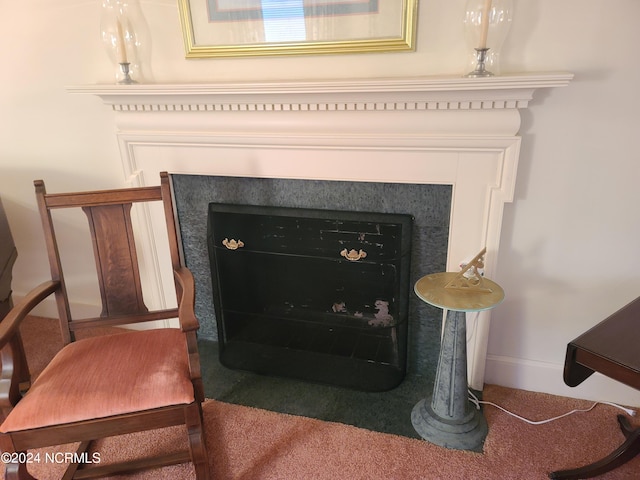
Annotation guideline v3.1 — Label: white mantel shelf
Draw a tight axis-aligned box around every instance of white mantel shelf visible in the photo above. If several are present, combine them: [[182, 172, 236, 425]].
[[70, 71, 572, 391], [68, 72, 573, 112]]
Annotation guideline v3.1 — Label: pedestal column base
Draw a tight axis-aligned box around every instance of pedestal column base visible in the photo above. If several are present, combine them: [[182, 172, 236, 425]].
[[411, 395, 487, 451], [411, 265, 503, 452]]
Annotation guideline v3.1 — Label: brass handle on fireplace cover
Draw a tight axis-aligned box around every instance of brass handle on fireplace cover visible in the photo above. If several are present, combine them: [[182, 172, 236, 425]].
[[222, 238, 244, 250], [340, 248, 367, 262]]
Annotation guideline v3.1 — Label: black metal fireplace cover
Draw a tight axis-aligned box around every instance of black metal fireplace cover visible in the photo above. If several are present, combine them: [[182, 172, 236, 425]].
[[207, 202, 413, 391]]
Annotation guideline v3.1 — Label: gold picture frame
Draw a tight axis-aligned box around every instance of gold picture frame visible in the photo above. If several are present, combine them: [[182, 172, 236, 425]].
[[178, 0, 418, 58]]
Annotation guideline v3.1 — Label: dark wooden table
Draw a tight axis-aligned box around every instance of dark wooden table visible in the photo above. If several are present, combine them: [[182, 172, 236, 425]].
[[550, 296, 640, 479]]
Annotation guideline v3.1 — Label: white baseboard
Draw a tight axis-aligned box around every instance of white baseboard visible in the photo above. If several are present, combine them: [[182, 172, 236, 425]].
[[485, 354, 640, 408]]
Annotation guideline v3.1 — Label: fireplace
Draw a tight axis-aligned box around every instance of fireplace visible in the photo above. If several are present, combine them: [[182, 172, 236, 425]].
[[70, 72, 572, 390], [171, 175, 451, 384], [206, 202, 413, 390]]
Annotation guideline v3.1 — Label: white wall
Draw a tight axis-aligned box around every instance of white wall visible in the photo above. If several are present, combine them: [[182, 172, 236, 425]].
[[1, 1, 638, 406]]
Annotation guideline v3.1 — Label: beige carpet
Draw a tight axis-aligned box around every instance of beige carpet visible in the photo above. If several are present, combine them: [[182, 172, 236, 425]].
[[7, 317, 640, 479]]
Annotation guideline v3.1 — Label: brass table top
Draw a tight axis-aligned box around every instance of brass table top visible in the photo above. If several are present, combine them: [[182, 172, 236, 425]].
[[414, 272, 504, 312]]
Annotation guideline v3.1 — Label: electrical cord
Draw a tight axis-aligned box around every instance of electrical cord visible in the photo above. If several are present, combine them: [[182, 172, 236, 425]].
[[468, 390, 636, 425]]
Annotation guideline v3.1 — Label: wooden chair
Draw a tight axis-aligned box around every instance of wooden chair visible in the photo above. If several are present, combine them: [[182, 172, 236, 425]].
[[0, 172, 210, 479]]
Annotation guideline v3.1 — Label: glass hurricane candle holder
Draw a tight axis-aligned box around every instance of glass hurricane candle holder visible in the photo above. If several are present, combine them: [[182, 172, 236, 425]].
[[100, 0, 150, 84], [463, 0, 513, 77]]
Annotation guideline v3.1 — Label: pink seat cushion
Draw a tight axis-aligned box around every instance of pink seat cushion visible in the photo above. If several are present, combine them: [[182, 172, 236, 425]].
[[0, 328, 195, 433]]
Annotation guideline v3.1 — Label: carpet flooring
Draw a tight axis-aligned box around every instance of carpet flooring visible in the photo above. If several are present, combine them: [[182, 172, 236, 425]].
[[20, 387, 640, 479]]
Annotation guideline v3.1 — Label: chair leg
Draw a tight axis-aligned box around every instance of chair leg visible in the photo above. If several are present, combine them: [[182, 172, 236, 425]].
[[62, 440, 92, 480], [186, 403, 211, 480], [0, 436, 37, 480], [4, 458, 37, 480]]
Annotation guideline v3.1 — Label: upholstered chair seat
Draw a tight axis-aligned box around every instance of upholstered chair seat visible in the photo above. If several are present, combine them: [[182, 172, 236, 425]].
[[1, 329, 194, 433]]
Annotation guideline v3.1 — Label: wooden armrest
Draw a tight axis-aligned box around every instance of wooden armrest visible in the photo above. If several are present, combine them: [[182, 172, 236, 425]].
[[173, 268, 204, 396], [0, 280, 60, 347], [0, 280, 59, 414], [173, 267, 200, 333]]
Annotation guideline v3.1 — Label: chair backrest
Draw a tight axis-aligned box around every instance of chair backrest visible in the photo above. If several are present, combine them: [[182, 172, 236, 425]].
[[34, 172, 182, 344]]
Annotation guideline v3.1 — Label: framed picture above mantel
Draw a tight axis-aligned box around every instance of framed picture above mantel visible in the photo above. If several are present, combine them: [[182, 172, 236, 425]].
[[178, 0, 418, 58]]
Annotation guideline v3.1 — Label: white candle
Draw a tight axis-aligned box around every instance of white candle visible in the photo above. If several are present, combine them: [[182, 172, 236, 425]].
[[478, 0, 492, 49], [115, 19, 128, 64]]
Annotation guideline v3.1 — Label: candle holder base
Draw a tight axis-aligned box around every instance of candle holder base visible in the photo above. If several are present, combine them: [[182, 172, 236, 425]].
[[465, 48, 494, 78], [117, 62, 137, 85]]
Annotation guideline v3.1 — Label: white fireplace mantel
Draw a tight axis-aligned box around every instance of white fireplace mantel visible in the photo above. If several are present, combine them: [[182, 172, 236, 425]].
[[69, 72, 572, 390], [69, 73, 571, 107]]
